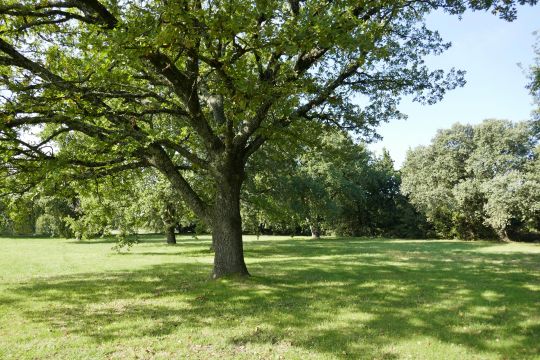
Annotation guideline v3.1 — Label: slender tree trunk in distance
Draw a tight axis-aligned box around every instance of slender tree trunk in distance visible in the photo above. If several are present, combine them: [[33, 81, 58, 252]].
[[211, 161, 249, 279], [309, 218, 321, 239], [497, 228, 511, 242], [310, 224, 321, 239], [165, 224, 177, 244], [162, 202, 177, 245]]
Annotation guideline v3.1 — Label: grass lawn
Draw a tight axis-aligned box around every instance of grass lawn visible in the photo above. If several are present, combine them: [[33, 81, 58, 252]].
[[0, 236, 539, 359]]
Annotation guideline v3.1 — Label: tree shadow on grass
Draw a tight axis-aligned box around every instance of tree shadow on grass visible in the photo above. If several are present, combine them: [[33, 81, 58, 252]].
[[5, 239, 540, 358], [245, 238, 495, 258], [66, 235, 167, 245], [66, 236, 212, 251]]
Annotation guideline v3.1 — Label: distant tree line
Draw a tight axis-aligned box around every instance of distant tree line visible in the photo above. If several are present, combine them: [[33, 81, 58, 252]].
[[399, 36, 540, 241], [0, 129, 429, 241], [3, 119, 538, 243]]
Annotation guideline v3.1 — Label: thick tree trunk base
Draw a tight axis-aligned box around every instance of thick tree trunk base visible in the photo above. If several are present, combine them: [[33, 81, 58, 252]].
[[497, 229, 511, 242], [166, 225, 176, 245], [211, 228, 250, 279], [211, 264, 250, 279], [208, 159, 250, 279], [211, 188, 249, 278]]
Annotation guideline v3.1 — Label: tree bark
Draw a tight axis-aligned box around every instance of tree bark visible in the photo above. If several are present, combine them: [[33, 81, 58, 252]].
[[310, 223, 321, 239], [165, 224, 177, 244], [211, 162, 249, 278], [308, 217, 321, 239], [497, 228, 511, 242], [161, 202, 178, 245]]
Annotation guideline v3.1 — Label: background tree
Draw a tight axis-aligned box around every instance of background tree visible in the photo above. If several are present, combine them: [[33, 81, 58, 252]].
[[336, 149, 430, 238], [1, 0, 536, 277], [4, 193, 38, 235], [0, 198, 9, 234], [65, 170, 197, 244], [245, 130, 364, 238], [0, 184, 78, 237], [34, 194, 78, 237], [401, 119, 540, 240], [244, 131, 429, 238], [132, 171, 197, 244], [65, 177, 145, 241]]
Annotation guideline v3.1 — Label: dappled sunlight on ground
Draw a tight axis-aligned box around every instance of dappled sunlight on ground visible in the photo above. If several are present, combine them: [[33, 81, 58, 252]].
[[0, 236, 539, 359]]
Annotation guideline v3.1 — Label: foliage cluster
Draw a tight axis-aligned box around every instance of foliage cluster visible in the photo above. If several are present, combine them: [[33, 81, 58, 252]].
[[402, 119, 540, 240], [243, 130, 429, 238], [0, 171, 196, 244]]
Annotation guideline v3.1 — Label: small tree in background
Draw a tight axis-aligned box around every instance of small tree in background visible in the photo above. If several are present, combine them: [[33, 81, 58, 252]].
[[65, 170, 198, 244]]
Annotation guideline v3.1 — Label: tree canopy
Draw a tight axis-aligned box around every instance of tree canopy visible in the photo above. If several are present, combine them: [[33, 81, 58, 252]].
[[401, 119, 540, 240], [1, 0, 537, 277], [243, 130, 428, 238]]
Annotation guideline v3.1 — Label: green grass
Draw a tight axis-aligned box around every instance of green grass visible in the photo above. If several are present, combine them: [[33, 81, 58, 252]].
[[0, 236, 539, 359]]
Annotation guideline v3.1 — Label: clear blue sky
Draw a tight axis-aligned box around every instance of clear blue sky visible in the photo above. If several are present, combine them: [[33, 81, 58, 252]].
[[368, 6, 540, 168]]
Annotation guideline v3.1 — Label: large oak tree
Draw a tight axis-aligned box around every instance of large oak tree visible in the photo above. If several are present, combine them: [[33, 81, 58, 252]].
[[0, 0, 536, 277]]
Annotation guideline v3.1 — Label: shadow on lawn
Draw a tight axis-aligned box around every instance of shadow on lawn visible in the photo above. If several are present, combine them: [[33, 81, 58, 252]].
[[66, 234, 173, 245], [8, 238, 540, 358]]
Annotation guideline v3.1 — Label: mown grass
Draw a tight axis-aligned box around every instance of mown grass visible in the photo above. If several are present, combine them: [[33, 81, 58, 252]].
[[0, 235, 539, 359]]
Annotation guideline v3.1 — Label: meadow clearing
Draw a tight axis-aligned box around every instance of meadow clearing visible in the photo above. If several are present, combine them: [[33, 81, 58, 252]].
[[0, 236, 539, 359]]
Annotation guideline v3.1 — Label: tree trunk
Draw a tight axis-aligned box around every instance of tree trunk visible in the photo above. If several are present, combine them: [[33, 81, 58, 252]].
[[211, 165, 249, 279], [308, 217, 321, 239], [497, 228, 511, 242], [165, 224, 176, 244], [310, 223, 321, 239], [162, 202, 177, 245], [148, 144, 249, 278]]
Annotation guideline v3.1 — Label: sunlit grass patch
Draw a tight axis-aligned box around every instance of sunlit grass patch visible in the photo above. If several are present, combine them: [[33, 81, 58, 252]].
[[474, 242, 540, 254]]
